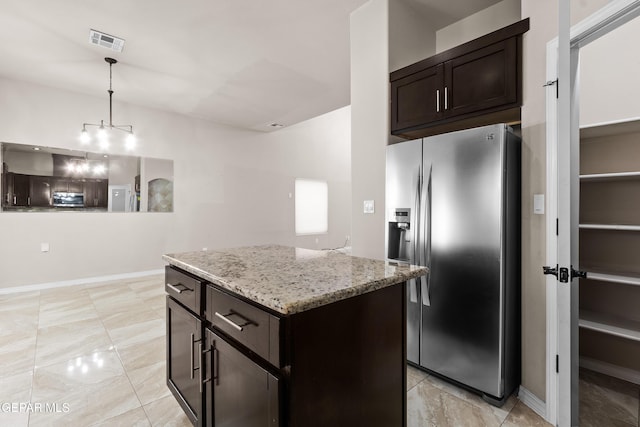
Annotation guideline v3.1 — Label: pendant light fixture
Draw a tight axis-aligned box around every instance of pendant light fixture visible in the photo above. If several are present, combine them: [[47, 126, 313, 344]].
[[80, 57, 136, 150]]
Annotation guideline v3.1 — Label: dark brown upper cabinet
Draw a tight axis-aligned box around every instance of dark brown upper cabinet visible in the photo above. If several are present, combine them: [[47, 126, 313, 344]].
[[390, 19, 529, 139]]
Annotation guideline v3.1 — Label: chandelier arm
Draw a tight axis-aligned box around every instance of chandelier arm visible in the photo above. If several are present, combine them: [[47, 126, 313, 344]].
[[80, 57, 135, 147], [112, 125, 134, 133]]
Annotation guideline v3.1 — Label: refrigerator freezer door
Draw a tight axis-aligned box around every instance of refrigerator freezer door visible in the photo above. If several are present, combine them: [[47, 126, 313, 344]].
[[419, 124, 506, 398], [386, 138, 422, 365]]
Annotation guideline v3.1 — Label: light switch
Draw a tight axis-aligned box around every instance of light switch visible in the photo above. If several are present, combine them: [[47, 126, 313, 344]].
[[363, 200, 375, 214], [41, 243, 50, 252], [533, 194, 544, 215]]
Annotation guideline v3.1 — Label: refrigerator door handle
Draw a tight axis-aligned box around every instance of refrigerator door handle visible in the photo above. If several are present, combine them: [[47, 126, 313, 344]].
[[421, 280, 430, 306], [422, 164, 433, 307], [410, 164, 422, 304], [413, 164, 422, 266], [409, 278, 419, 303]]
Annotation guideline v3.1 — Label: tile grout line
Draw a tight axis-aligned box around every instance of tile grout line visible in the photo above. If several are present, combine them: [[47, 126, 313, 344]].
[[27, 290, 43, 427]]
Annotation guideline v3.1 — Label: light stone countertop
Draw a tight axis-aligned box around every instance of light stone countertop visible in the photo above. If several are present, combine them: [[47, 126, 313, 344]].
[[163, 244, 428, 315]]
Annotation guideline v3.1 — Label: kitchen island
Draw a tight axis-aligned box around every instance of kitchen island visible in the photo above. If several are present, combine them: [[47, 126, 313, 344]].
[[163, 245, 428, 427]]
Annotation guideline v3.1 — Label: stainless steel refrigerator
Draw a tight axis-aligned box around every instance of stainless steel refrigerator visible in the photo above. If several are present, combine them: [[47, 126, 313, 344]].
[[385, 123, 520, 405]]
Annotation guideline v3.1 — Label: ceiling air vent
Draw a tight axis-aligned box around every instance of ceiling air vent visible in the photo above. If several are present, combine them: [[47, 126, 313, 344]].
[[89, 29, 125, 52]]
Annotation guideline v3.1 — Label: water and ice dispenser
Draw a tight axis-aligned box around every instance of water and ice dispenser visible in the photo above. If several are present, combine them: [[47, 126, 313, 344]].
[[387, 208, 411, 262]]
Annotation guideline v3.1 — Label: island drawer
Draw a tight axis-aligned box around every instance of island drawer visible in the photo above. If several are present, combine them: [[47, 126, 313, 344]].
[[165, 266, 204, 316], [206, 285, 281, 367]]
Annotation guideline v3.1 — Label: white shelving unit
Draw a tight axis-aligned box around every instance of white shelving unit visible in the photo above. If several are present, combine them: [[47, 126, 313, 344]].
[[578, 118, 640, 380], [579, 310, 640, 342], [580, 224, 640, 231], [584, 271, 640, 287], [580, 171, 640, 181]]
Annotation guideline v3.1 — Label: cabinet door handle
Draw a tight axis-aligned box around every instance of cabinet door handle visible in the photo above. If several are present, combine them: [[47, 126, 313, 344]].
[[444, 86, 448, 110], [199, 342, 211, 393], [13, 196, 16, 205], [436, 89, 440, 112], [214, 347, 220, 386], [190, 333, 195, 379], [215, 311, 254, 331]]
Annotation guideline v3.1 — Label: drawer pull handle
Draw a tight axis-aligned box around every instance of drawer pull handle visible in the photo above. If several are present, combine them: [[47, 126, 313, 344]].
[[166, 283, 192, 294], [214, 311, 254, 332]]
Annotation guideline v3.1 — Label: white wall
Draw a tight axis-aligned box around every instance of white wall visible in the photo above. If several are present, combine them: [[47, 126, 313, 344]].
[[580, 13, 640, 126], [3, 150, 54, 176], [436, 0, 521, 53], [389, 0, 436, 72], [350, 0, 389, 260], [0, 77, 351, 289], [108, 155, 138, 187]]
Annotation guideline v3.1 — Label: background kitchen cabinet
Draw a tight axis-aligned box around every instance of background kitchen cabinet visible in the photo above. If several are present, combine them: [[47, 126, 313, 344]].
[[84, 180, 108, 208], [53, 178, 83, 193], [391, 64, 444, 131], [29, 175, 51, 207], [444, 38, 517, 119], [10, 173, 30, 206], [390, 19, 528, 139], [578, 120, 640, 381], [2, 167, 9, 207]]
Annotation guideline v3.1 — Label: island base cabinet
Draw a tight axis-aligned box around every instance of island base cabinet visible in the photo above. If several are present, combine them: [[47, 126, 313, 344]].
[[205, 328, 280, 427], [288, 283, 406, 427], [167, 296, 205, 427]]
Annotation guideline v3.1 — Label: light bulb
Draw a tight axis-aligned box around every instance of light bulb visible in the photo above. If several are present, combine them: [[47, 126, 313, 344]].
[[80, 128, 90, 144], [125, 132, 136, 150], [97, 124, 108, 150]]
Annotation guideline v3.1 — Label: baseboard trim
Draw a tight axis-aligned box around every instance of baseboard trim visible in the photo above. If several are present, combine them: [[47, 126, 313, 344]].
[[0, 269, 164, 295], [580, 356, 640, 386], [517, 385, 547, 421]]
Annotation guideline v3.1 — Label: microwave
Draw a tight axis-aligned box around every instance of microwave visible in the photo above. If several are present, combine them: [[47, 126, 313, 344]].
[[52, 192, 84, 207]]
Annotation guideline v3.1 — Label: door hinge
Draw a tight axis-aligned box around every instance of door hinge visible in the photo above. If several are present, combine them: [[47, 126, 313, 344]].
[[544, 79, 559, 98], [544, 265, 587, 283], [571, 266, 587, 280], [543, 265, 558, 278], [556, 354, 559, 373]]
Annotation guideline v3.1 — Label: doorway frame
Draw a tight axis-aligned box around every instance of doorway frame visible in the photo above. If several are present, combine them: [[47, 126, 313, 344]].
[[545, 1, 640, 425]]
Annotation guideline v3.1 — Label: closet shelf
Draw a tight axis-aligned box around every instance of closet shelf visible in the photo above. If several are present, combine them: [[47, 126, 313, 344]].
[[584, 271, 640, 287], [580, 224, 640, 231], [580, 171, 640, 181], [579, 310, 640, 342]]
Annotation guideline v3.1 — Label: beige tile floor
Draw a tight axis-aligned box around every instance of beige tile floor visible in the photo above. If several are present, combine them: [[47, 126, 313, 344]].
[[0, 274, 623, 427]]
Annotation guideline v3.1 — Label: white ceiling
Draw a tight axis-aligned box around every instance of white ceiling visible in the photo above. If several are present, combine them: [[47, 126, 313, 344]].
[[0, 0, 504, 132]]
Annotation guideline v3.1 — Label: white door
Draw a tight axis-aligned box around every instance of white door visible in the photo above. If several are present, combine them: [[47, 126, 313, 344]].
[[547, 1, 640, 425], [108, 184, 132, 212]]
